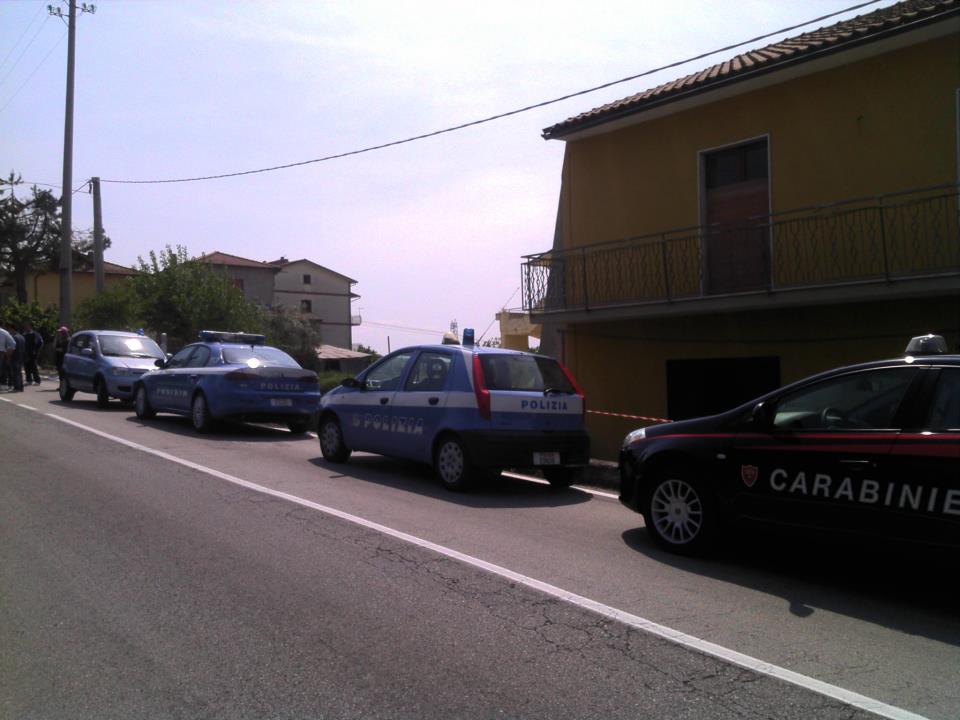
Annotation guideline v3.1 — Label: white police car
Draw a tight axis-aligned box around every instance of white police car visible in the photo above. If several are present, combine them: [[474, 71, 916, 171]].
[[317, 332, 589, 490]]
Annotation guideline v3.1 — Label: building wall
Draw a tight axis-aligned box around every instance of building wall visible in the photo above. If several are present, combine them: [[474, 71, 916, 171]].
[[566, 297, 960, 460], [274, 261, 354, 348], [27, 272, 132, 312], [208, 266, 276, 306], [558, 34, 959, 251]]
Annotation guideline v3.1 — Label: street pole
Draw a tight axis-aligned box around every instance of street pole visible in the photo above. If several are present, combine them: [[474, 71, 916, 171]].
[[51, 1, 96, 325], [91, 176, 104, 292], [57, 0, 77, 326]]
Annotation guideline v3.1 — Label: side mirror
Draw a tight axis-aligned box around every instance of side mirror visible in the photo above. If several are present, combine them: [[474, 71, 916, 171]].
[[751, 401, 774, 430], [80, 347, 94, 357], [341, 377, 361, 389], [154, 358, 165, 368]]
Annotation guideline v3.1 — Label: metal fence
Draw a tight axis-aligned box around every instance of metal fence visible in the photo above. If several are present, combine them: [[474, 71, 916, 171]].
[[522, 185, 960, 314]]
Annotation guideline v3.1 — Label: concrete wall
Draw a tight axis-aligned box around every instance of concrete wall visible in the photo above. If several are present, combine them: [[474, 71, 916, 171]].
[[274, 261, 354, 348]]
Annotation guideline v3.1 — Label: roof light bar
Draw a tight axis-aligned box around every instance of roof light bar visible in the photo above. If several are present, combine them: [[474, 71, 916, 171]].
[[198, 330, 266, 345]]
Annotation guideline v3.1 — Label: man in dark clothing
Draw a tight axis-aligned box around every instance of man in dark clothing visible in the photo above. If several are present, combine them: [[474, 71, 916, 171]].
[[23, 321, 44, 385], [10, 327, 25, 391]]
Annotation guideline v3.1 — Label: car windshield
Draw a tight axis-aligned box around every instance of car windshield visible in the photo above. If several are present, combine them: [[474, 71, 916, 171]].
[[222, 346, 301, 368], [479, 355, 575, 393], [99, 335, 165, 359]]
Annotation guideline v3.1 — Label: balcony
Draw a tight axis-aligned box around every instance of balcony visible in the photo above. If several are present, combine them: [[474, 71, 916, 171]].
[[522, 185, 960, 321]]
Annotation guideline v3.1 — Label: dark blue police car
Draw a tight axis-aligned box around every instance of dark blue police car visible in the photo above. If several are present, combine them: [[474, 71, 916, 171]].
[[133, 331, 320, 433], [619, 335, 960, 554], [318, 332, 589, 490]]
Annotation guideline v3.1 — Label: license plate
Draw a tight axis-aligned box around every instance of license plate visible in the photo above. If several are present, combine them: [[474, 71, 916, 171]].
[[534, 452, 560, 465], [270, 398, 293, 407]]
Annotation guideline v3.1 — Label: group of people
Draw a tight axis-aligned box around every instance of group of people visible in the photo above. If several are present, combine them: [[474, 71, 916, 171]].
[[0, 322, 70, 392]]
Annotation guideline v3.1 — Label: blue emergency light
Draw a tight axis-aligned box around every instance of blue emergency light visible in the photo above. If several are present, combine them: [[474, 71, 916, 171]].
[[462, 328, 475, 347], [198, 330, 266, 345]]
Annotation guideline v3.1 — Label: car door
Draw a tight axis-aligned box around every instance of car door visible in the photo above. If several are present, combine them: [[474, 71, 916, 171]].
[[389, 350, 454, 461], [66, 333, 97, 391], [150, 345, 197, 412], [886, 366, 960, 546], [727, 365, 921, 534], [338, 350, 415, 455]]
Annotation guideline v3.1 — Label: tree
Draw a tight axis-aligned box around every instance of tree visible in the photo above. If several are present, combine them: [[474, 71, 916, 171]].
[[74, 245, 264, 349], [262, 305, 323, 371], [0, 173, 61, 302], [0, 173, 112, 303], [354, 343, 381, 360]]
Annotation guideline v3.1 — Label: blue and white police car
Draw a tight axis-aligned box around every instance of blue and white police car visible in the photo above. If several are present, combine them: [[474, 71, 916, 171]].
[[318, 333, 589, 490], [60, 330, 167, 406], [133, 331, 321, 434]]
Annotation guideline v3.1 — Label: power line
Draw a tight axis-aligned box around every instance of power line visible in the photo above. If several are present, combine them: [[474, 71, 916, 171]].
[[100, 0, 883, 186], [363, 320, 446, 336], [0, 32, 66, 114], [0, 11, 50, 88], [0, 1, 46, 74]]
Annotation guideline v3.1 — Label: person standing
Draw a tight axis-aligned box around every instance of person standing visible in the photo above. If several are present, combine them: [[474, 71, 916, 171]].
[[10, 326, 25, 392], [23, 321, 44, 385], [54, 326, 70, 380], [0, 322, 15, 390]]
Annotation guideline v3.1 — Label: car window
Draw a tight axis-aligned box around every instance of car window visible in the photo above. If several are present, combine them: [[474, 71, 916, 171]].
[[166, 346, 196, 369], [186, 345, 212, 368], [70, 334, 91, 353], [928, 368, 960, 431], [772, 367, 916, 431], [479, 354, 575, 393], [365, 352, 414, 391], [99, 335, 165, 359], [404, 352, 452, 392], [222, 346, 300, 368]]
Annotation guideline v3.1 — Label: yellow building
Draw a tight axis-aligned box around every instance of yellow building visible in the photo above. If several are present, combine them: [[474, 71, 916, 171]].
[[22, 261, 139, 313], [523, 0, 960, 459]]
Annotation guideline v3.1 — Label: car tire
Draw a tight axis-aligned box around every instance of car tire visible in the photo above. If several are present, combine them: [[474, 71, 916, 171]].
[[58, 376, 75, 402], [95, 377, 110, 408], [542, 467, 580, 488], [643, 465, 717, 555], [434, 435, 475, 491], [134, 385, 156, 420], [191, 393, 214, 433], [318, 415, 351, 462], [287, 418, 310, 434]]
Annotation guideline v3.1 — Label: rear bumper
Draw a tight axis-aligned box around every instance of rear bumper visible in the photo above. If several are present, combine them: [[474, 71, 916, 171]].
[[459, 430, 590, 469]]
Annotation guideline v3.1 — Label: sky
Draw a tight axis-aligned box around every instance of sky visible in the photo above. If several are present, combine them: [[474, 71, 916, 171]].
[[1, 0, 899, 354]]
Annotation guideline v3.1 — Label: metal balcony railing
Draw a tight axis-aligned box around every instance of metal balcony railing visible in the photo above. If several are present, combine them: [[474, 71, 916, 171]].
[[522, 184, 960, 314]]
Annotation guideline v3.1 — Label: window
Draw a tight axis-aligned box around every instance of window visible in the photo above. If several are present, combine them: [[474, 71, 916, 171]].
[[186, 345, 211, 368], [365, 352, 414, 391], [166, 346, 197, 369], [772, 368, 917, 431], [70, 334, 92, 353], [478, 355, 575, 393], [222, 346, 300, 368], [928, 369, 960, 430], [404, 352, 452, 392], [300, 299, 312, 313], [303, 273, 312, 285], [232, 278, 245, 291], [99, 335, 164, 359], [705, 140, 768, 189]]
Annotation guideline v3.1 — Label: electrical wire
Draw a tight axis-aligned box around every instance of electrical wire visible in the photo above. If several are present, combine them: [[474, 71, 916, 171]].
[[0, 1, 46, 74], [100, 0, 884, 186], [363, 320, 446, 336], [0, 32, 66, 114], [0, 11, 50, 88], [478, 286, 519, 342]]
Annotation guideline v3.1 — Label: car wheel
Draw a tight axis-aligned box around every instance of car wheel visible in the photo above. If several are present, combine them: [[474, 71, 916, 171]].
[[434, 436, 474, 491], [543, 467, 580, 488], [191, 393, 214, 433], [318, 416, 351, 462], [58, 376, 75, 402], [95, 377, 110, 408], [644, 466, 716, 554], [287, 418, 310, 434], [134, 385, 156, 420]]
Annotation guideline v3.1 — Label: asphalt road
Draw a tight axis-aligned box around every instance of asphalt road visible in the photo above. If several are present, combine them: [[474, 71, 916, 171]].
[[1, 381, 957, 719]]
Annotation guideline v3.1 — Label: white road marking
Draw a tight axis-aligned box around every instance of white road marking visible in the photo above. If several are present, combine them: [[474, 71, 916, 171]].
[[503, 471, 619, 499], [0, 397, 11, 403], [45, 412, 926, 720], [17, 403, 36, 410]]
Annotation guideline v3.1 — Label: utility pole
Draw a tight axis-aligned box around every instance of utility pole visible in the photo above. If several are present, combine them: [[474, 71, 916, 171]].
[[91, 176, 104, 292], [50, 1, 96, 325]]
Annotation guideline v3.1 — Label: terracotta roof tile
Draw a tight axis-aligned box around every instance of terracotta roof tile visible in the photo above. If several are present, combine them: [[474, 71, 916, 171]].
[[544, 0, 957, 138], [198, 251, 279, 270]]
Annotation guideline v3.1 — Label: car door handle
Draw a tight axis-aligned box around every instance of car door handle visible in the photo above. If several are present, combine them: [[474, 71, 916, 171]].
[[379, 397, 389, 405], [189, 374, 199, 382], [840, 459, 875, 468], [428, 397, 439, 406]]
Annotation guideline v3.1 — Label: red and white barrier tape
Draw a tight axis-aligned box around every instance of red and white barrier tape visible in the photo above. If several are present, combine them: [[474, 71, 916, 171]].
[[587, 409, 671, 423]]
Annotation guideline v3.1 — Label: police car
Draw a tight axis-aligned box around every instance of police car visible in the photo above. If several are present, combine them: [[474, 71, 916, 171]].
[[133, 331, 320, 433], [619, 335, 960, 554], [317, 331, 589, 490], [60, 330, 167, 406]]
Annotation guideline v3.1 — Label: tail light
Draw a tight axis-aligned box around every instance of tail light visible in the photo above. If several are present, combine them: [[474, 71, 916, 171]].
[[472, 353, 491, 420], [559, 361, 586, 417]]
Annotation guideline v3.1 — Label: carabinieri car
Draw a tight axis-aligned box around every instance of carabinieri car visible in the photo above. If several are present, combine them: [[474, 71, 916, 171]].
[[318, 336, 589, 490], [619, 334, 960, 554], [133, 331, 320, 434]]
